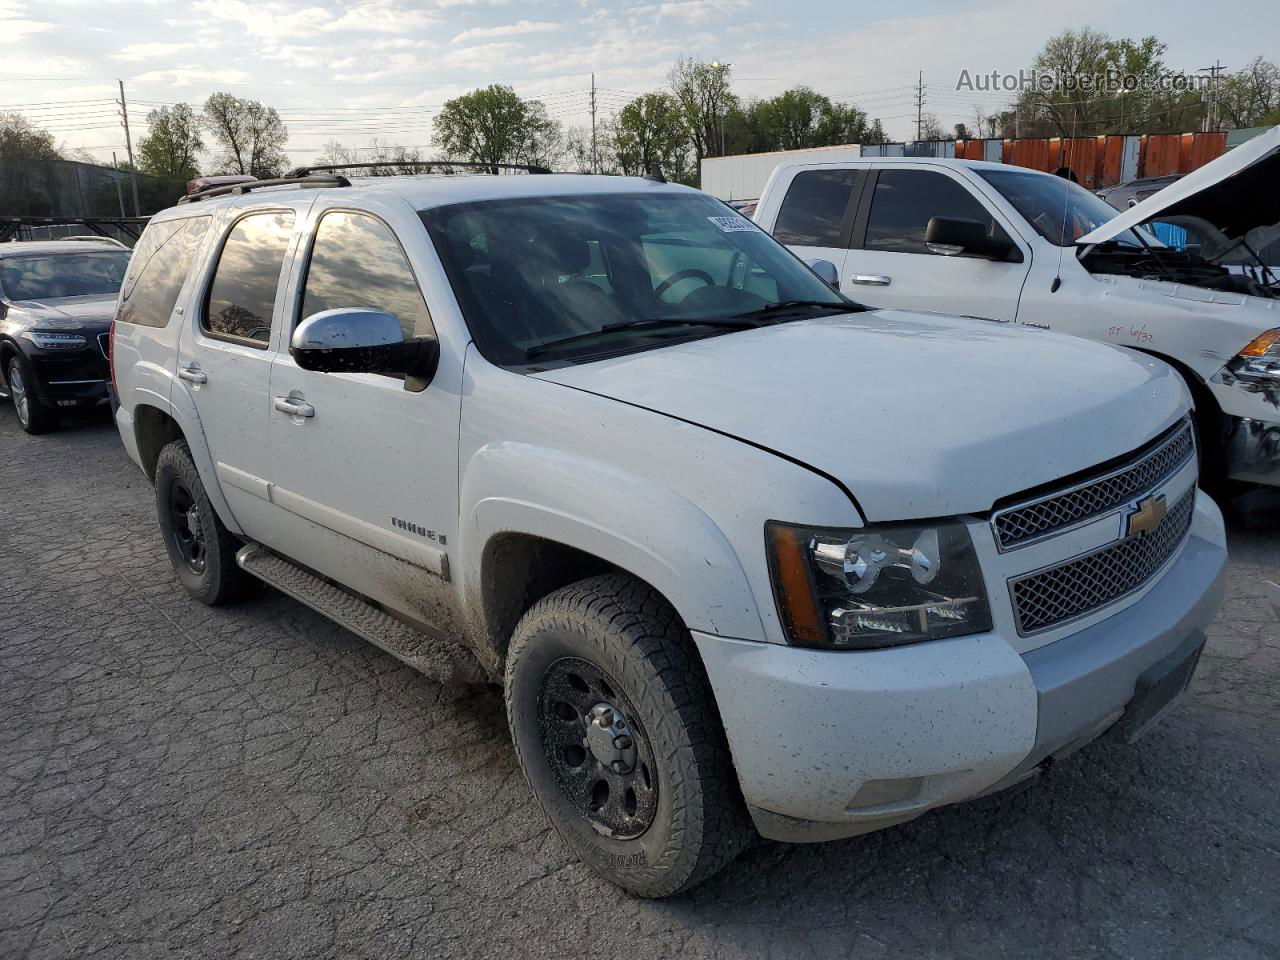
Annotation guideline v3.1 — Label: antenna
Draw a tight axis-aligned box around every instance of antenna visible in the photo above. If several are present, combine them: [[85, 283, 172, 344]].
[[1051, 115, 1078, 294]]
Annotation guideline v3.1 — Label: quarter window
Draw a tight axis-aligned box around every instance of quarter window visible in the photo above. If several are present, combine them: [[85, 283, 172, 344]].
[[300, 211, 433, 339], [864, 170, 1009, 255], [116, 218, 209, 328], [203, 211, 295, 347], [773, 169, 860, 247]]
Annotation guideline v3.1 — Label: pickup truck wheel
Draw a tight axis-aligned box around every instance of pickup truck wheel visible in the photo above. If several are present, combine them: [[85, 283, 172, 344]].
[[154, 440, 252, 605], [505, 573, 752, 897], [7, 356, 58, 435]]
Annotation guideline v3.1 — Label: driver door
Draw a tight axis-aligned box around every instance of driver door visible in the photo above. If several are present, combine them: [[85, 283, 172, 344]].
[[845, 167, 1031, 321], [264, 197, 462, 630]]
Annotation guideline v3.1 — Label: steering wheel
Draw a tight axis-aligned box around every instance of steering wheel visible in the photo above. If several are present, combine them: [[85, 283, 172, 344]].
[[654, 268, 715, 300]]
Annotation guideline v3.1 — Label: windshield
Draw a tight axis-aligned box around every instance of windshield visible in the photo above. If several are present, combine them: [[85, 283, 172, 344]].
[[0, 250, 131, 302], [421, 192, 849, 367], [977, 170, 1162, 249]]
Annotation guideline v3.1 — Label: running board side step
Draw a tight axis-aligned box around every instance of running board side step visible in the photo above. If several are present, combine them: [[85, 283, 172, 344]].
[[236, 542, 487, 685]]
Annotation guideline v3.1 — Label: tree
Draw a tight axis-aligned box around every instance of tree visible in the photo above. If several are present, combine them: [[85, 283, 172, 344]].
[[432, 84, 562, 170], [138, 103, 203, 180], [1220, 57, 1280, 128], [1011, 30, 1204, 136], [668, 57, 736, 162], [610, 93, 691, 179], [313, 138, 426, 175], [0, 113, 60, 215], [201, 93, 288, 178]]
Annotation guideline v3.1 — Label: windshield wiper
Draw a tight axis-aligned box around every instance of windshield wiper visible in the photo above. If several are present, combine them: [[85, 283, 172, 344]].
[[525, 317, 759, 359], [728, 299, 862, 320]]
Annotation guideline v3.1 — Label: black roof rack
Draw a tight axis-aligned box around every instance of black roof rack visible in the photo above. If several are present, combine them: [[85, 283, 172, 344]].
[[178, 174, 351, 204], [288, 160, 553, 177]]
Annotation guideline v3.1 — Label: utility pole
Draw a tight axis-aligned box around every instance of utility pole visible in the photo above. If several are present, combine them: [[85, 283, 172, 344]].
[[915, 71, 926, 142], [112, 152, 126, 217], [590, 72, 598, 174], [117, 79, 141, 216], [1199, 60, 1226, 132]]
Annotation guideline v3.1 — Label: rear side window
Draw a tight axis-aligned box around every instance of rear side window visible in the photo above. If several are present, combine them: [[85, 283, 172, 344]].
[[864, 170, 1006, 254], [116, 218, 209, 328], [773, 170, 860, 247], [299, 211, 433, 339], [203, 211, 295, 347]]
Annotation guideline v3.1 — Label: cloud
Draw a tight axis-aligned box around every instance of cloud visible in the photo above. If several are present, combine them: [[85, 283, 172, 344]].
[[657, 0, 750, 24], [0, 1, 52, 44], [0, 17, 51, 41], [321, 0, 441, 33], [131, 67, 254, 86], [112, 41, 199, 62], [190, 0, 329, 40], [442, 41, 521, 69], [450, 19, 558, 44]]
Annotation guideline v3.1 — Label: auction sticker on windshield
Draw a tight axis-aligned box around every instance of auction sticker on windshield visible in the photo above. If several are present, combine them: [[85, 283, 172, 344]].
[[708, 216, 758, 233]]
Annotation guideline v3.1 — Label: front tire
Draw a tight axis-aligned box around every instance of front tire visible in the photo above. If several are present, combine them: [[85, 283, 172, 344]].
[[154, 440, 253, 605], [7, 356, 58, 435], [505, 573, 752, 897]]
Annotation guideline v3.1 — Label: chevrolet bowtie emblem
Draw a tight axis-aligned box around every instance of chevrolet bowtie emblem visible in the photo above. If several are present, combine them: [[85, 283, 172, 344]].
[[1126, 494, 1167, 538]]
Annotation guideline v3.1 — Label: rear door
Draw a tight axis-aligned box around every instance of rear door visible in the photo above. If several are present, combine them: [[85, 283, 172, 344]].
[[264, 196, 460, 630], [175, 206, 301, 534], [765, 167, 863, 281], [844, 167, 1031, 321]]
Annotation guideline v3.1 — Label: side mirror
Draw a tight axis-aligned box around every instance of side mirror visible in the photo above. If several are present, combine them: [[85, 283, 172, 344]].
[[924, 217, 1020, 262], [291, 308, 440, 386], [805, 258, 840, 290]]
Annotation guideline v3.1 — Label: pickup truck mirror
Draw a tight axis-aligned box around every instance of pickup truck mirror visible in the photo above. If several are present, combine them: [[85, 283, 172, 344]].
[[805, 259, 840, 289], [291, 308, 440, 387], [924, 217, 1021, 262]]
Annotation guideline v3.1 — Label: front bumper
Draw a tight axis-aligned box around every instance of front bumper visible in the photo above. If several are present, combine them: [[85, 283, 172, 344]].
[[694, 491, 1228, 843], [1223, 415, 1280, 486], [26, 345, 110, 407]]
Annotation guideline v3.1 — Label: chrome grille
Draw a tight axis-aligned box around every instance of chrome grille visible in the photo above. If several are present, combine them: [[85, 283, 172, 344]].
[[1009, 486, 1195, 635], [992, 420, 1194, 550]]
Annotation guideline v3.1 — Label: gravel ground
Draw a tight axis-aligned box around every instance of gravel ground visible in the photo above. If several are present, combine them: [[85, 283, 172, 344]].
[[1, 405, 1278, 960]]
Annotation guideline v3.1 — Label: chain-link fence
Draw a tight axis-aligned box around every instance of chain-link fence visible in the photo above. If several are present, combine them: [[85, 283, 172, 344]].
[[0, 158, 186, 219]]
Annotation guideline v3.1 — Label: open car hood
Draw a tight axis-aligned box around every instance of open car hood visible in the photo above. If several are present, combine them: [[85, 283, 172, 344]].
[[1077, 124, 1280, 246]]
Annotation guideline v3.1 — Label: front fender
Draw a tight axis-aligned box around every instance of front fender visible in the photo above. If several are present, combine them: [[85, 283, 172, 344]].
[[458, 441, 766, 642]]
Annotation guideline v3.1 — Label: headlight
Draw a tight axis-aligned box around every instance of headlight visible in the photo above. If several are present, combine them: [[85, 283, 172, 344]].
[[766, 519, 991, 650], [1232, 328, 1280, 378], [21, 331, 88, 350]]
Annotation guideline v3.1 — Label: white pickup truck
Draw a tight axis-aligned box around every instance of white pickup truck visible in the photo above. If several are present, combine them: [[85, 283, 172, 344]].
[[755, 126, 1280, 492], [111, 167, 1225, 896]]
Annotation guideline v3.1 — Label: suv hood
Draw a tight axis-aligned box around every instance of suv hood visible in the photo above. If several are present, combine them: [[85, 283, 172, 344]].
[[535, 310, 1189, 520], [1078, 124, 1280, 247], [5, 294, 117, 331]]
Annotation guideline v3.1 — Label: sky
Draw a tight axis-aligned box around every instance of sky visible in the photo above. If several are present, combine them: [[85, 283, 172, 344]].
[[1, 0, 1278, 167]]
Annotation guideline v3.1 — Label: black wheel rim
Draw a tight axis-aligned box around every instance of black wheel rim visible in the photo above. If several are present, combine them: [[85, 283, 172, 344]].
[[537, 657, 659, 840], [168, 479, 207, 574]]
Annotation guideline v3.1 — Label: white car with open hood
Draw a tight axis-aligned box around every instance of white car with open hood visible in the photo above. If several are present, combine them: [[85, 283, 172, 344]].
[[756, 125, 1280, 490], [110, 166, 1225, 897]]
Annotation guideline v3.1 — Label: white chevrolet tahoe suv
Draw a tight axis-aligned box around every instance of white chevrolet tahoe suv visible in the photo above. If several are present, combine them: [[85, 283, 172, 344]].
[[755, 126, 1280, 493], [111, 167, 1227, 897]]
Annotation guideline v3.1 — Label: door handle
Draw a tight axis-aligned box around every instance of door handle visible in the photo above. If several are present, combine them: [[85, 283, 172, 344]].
[[273, 396, 315, 418], [850, 274, 892, 286], [178, 366, 207, 384]]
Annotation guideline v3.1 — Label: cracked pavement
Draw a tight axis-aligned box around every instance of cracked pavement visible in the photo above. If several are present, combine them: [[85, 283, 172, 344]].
[[1, 405, 1278, 960]]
